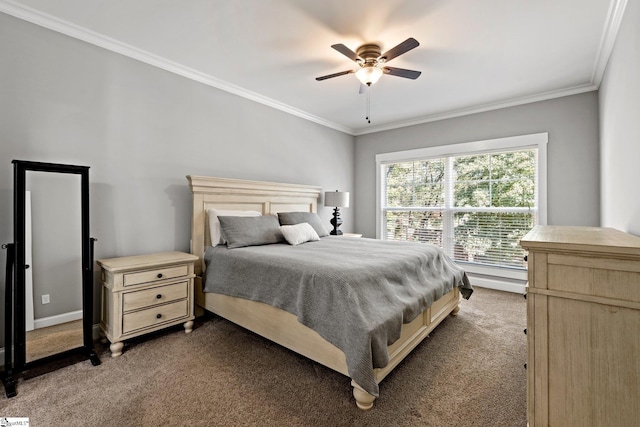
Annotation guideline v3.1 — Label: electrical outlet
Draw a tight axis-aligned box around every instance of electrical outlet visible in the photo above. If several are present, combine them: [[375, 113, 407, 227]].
[[41, 294, 50, 304]]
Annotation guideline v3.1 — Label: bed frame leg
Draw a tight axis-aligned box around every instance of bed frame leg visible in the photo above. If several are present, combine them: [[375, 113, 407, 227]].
[[351, 380, 376, 410], [451, 305, 460, 316]]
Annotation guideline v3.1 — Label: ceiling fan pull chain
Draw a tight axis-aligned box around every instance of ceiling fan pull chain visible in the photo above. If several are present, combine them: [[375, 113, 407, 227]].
[[366, 84, 371, 124]]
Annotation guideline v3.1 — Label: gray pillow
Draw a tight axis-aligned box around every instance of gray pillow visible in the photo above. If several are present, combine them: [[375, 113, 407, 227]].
[[218, 215, 284, 249], [277, 212, 329, 237]]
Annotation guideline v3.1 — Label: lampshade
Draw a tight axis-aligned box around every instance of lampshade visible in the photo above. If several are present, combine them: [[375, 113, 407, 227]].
[[355, 66, 383, 86], [324, 191, 349, 208]]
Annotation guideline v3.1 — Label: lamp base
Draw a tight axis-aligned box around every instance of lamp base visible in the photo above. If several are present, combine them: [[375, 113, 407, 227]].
[[330, 207, 343, 235]]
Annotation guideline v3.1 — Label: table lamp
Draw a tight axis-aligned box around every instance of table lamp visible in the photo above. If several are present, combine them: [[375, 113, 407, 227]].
[[324, 190, 349, 235]]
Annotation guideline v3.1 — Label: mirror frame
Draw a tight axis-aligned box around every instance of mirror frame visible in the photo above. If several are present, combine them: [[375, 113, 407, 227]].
[[3, 160, 100, 398]]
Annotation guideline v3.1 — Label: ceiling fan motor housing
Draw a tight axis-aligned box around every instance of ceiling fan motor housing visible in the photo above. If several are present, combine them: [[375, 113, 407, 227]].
[[356, 44, 383, 66]]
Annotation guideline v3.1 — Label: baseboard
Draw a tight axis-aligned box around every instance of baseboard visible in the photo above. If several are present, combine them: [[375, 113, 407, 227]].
[[467, 273, 526, 294], [34, 310, 83, 329]]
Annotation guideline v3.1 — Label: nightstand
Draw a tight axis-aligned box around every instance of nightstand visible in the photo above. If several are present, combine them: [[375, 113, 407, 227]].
[[97, 251, 198, 357]]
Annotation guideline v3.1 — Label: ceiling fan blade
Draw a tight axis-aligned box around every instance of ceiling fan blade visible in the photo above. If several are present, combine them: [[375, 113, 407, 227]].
[[380, 38, 419, 62], [315, 70, 355, 81], [383, 66, 422, 79], [331, 44, 360, 62]]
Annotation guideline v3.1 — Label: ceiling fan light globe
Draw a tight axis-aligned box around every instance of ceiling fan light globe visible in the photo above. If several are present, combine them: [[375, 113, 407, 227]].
[[356, 67, 383, 85]]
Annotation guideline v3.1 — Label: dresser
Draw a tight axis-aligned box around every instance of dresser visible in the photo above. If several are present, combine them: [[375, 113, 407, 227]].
[[520, 226, 640, 427], [97, 251, 199, 357]]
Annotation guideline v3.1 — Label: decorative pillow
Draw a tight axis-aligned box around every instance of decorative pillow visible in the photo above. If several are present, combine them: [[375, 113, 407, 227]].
[[277, 212, 329, 237], [217, 215, 284, 249], [279, 223, 320, 246], [207, 209, 261, 246]]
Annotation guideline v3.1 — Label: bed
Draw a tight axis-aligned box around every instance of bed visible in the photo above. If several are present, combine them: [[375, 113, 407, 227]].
[[187, 175, 471, 409]]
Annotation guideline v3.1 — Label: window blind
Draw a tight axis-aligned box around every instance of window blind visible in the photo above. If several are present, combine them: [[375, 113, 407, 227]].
[[382, 148, 537, 271]]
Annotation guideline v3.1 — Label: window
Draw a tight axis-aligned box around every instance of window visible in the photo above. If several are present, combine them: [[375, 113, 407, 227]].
[[377, 133, 547, 278]]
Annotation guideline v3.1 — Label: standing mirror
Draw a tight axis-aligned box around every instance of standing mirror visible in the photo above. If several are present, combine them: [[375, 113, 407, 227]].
[[3, 160, 100, 398]]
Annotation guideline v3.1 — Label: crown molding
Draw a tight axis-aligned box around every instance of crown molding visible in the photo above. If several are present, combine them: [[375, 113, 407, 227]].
[[353, 83, 598, 136], [0, 0, 355, 135], [0, 0, 627, 137], [591, 0, 629, 85]]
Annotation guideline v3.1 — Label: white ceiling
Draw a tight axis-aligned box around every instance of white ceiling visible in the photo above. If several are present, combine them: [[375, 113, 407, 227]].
[[1, 0, 626, 135]]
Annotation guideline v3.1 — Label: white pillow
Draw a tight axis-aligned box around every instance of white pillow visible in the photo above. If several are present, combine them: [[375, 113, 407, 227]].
[[207, 209, 261, 246], [279, 222, 320, 246]]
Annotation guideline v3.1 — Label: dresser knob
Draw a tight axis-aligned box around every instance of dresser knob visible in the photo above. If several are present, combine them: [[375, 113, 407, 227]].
[[156, 294, 162, 299], [524, 363, 527, 370], [156, 313, 162, 319], [157, 273, 163, 278], [524, 328, 527, 335]]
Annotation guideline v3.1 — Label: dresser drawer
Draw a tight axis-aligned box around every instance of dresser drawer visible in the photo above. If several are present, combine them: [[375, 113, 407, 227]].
[[122, 281, 188, 312], [123, 265, 189, 287], [122, 300, 189, 334]]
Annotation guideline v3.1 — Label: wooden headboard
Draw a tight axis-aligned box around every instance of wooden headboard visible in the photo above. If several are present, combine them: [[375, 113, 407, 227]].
[[187, 175, 322, 274]]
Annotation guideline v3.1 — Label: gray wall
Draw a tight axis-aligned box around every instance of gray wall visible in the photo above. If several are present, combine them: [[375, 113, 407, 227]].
[[599, 0, 640, 236], [354, 92, 601, 238], [0, 14, 354, 348]]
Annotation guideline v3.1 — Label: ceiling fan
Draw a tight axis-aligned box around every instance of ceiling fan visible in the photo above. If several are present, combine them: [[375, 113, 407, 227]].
[[316, 37, 422, 87]]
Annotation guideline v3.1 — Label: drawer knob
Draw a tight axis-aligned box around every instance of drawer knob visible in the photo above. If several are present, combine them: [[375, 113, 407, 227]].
[[156, 294, 162, 299], [157, 273, 163, 279], [156, 313, 162, 319], [524, 328, 527, 335]]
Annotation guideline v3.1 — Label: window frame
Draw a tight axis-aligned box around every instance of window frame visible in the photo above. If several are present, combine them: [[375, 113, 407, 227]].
[[376, 132, 548, 280]]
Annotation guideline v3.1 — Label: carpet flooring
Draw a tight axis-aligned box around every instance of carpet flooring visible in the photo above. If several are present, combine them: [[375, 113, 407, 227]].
[[1, 287, 527, 426]]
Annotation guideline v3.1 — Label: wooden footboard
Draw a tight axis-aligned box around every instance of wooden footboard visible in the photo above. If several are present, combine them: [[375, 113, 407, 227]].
[[195, 277, 460, 410], [376, 285, 460, 383]]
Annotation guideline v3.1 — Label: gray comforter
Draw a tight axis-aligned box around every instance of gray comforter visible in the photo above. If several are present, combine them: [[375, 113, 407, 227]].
[[203, 236, 472, 397]]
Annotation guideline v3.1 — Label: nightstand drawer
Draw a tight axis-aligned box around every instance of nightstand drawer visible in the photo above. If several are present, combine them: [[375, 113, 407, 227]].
[[122, 300, 189, 334], [123, 281, 188, 312], [123, 265, 189, 287]]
